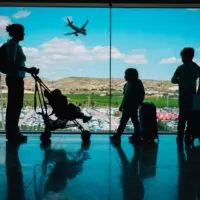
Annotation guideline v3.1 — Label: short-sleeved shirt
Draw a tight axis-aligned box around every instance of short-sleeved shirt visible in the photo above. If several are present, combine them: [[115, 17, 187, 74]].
[[172, 62, 200, 112], [5, 40, 26, 78], [174, 62, 200, 95]]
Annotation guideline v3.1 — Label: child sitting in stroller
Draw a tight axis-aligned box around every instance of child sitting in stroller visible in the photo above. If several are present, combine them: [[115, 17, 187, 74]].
[[44, 89, 92, 125]]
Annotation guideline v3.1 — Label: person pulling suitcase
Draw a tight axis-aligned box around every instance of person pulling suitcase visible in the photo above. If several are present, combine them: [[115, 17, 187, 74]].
[[110, 68, 145, 143]]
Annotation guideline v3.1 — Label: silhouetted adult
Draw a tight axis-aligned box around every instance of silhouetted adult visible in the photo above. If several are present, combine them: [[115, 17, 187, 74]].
[[110, 68, 145, 143], [171, 48, 200, 142], [4, 24, 39, 142], [6, 142, 25, 200], [112, 142, 144, 200]]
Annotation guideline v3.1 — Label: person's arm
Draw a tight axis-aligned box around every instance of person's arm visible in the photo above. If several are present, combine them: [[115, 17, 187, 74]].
[[171, 67, 181, 84], [119, 83, 131, 111], [119, 84, 126, 111], [138, 81, 145, 104], [10, 65, 38, 75], [18, 66, 39, 74]]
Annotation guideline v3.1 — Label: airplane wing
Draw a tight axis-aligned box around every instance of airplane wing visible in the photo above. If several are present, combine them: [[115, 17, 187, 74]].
[[64, 32, 78, 36], [81, 19, 88, 29]]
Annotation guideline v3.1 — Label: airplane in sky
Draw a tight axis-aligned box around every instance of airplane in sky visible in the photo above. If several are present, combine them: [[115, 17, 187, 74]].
[[64, 17, 88, 36]]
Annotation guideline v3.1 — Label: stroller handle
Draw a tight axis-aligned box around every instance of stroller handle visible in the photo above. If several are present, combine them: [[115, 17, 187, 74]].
[[31, 73, 50, 92]]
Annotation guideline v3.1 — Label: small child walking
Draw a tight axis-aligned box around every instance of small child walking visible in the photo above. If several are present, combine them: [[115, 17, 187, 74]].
[[110, 68, 145, 143]]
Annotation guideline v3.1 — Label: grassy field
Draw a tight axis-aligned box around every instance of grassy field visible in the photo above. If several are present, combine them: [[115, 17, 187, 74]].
[[1, 93, 179, 108], [62, 93, 178, 108]]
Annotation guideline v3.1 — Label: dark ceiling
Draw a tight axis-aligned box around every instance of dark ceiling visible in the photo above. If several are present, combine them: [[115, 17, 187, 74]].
[[0, 0, 200, 7]]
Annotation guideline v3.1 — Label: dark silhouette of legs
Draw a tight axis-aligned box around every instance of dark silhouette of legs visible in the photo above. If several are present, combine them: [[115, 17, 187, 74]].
[[130, 111, 140, 135], [64, 103, 92, 123], [129, 111, 141, 142], [177, 110, 188, 142], [6, 78, 24, 132], [6, 77, 26, 142], [117, 112, 130, 136], [110, 109, 140, 142], [177, 95, 192, 141]]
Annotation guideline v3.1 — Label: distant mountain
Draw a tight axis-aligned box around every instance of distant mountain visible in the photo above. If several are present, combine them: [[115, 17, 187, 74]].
[[0, 75, 178, 95]]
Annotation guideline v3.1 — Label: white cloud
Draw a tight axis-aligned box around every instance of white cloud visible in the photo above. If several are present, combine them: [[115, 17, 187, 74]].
[[12, 10, 31, 19], [160, 56, 200, 66], [22, 37, 147, 78], [25, 37, 147, 65], [160, 57, 181, 64], [123, 54, 147, 64], [0, 16, 11, 36], [186, 8, 200, 12]]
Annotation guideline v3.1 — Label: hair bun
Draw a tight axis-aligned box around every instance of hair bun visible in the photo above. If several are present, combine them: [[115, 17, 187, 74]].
[[6, 24, 11, 33]]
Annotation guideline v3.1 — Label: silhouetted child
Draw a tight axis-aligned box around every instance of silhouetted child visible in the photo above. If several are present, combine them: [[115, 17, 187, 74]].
[[171, 47, 200, 142], [110, 68, 145, 143], [44, 89, 92, 123]]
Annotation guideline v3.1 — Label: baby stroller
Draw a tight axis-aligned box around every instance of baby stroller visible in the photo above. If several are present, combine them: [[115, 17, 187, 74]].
[[32, 73, 91, 143]]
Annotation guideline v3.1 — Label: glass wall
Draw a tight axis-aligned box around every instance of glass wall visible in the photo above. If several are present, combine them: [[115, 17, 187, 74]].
[[0, 7, 110, 132], [1, 7, 200, 132], [111, 8, 200, 132]]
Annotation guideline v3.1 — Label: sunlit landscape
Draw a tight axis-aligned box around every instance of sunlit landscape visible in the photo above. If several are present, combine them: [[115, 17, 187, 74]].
[[1, 7, 200, 132]]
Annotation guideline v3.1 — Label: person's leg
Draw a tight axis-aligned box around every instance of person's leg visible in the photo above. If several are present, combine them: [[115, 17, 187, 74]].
[[110, 111, 130, 140], [184, 111, 193, 140], [129, 109, 141, 142], [177, 94, 193, 141], [181, 94, 193, 140], [15, 79, 24, 133], [6, 77, 18, 136], [73, 111, 92, 123], [177, 110, 186, 140], [6, 77, 26, 141], [65, 103, 92, 122], [130, 109, 140, 135]]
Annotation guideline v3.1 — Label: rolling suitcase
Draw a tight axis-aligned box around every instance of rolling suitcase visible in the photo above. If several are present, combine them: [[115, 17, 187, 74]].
[[139, 102, 158, 141]]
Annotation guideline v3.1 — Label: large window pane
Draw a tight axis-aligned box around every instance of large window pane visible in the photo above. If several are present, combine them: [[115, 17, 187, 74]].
[[0, 7, 110, 133], [111, 8, 200, 133]]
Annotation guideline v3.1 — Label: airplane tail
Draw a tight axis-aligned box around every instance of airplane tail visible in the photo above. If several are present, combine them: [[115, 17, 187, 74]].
[[66, 17, 73, 26]]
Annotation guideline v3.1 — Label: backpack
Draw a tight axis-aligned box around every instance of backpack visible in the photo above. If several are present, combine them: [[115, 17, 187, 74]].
[[0, 43, 10, 74]]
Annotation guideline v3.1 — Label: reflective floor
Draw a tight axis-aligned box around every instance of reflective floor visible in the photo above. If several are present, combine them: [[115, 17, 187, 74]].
[[0, 134, 200, 200]]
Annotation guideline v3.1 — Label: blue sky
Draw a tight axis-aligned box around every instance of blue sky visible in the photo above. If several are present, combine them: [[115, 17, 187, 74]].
[[0, 7, 200, 80]]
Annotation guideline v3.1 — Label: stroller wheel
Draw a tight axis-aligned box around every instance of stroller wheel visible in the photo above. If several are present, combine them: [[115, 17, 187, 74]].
[[40, 131, 51, 142], [81, 131, 91, 142]]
